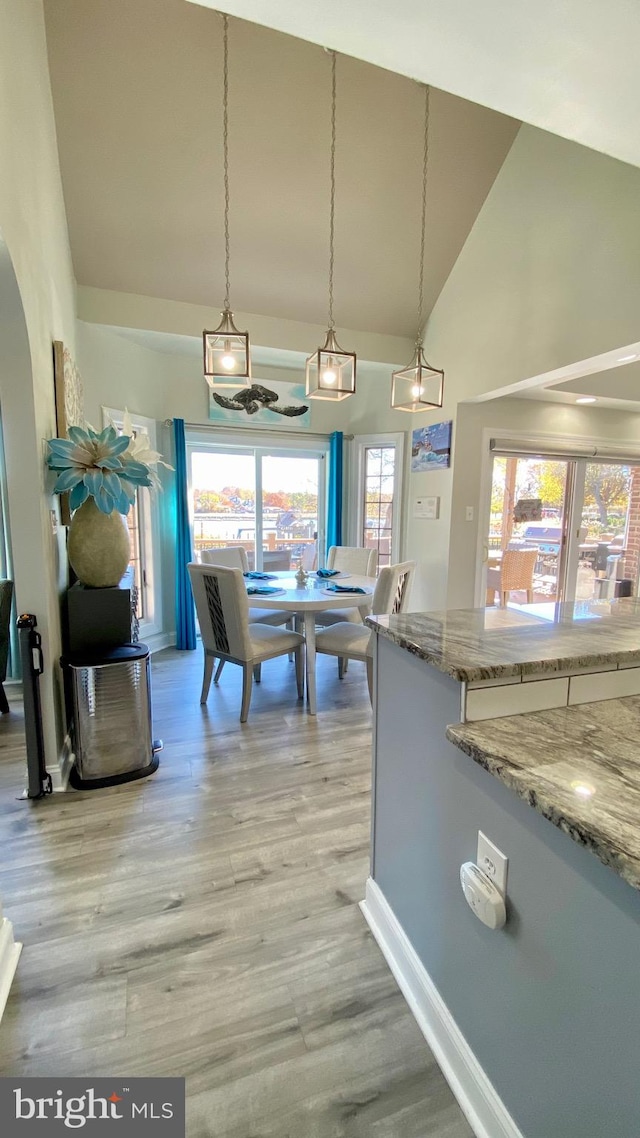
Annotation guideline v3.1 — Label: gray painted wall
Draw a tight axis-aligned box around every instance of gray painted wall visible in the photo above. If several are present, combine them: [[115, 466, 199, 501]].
[[372, 635, 640, 1138]]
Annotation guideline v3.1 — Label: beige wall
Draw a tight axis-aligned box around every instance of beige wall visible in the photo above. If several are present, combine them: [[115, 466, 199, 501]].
[[401, 123, 640, 611], [0, 0, 77, 778], [424, 124, 640, 401]]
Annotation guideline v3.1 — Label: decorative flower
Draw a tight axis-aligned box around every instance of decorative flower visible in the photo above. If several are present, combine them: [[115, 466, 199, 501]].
[[118, 410, 173, 492], [46, 425, 154, 515]]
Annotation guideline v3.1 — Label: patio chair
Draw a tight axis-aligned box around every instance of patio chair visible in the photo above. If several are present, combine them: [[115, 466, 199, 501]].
[[188, 563, 304, 722], [486, 548, 538, 607]]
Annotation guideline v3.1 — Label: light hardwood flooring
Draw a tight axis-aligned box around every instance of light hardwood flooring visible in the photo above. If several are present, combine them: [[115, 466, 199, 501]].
[[0, 648, 473, 1138]]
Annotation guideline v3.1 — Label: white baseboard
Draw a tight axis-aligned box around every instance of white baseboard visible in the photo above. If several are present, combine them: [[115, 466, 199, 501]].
[[0, 918, 22, 1024], [146, 631, 175, 654], [360, 878, 525, 1138]]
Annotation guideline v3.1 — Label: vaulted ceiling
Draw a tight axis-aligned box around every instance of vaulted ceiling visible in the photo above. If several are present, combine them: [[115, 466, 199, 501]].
[[44, 0, 519, 339]]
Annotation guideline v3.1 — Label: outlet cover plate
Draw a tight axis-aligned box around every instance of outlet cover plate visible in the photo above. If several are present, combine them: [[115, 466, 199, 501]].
[[477, 831, 508, 895]]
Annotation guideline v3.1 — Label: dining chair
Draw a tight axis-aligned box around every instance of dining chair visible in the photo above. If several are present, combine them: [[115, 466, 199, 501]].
[[315, 545, 378, 628], [0, 580, 14, 714], [196, 546, 292, 681], [315, 560, 415, 703], [486, 548, 538, 607], [326, 546, 378, 576], [188, 563, 304, 722]]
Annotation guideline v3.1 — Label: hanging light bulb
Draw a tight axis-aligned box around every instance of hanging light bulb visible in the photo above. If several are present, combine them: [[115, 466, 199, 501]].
[[391, 85, 444, 412], [306, 50, 356, 401], [220, 342, 237, 370], [203, 14, 251, 389]]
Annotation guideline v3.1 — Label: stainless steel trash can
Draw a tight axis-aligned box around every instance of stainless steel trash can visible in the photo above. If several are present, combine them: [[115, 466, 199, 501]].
[[64, 644, 160, 789]]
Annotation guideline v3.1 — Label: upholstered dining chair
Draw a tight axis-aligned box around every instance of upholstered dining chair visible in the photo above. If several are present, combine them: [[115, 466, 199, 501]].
[[486, 548, 538, 608], [188, 563, 304, 722], [315, 560, 415, 703], [326, 545, 378, 576], [315, 545, 379, 629], [0, 580, 14, 714], [198, 545, 292, 682]]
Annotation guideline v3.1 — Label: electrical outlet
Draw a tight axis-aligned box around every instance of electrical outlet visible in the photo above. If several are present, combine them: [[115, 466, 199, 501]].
[[477, 831, 508, 895]]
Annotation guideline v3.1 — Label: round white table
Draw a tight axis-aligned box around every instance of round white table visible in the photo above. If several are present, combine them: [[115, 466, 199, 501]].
[[246, 572, 375, 714]]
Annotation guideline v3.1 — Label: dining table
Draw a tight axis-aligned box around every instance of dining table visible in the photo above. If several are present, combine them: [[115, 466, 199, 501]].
[[245, 571, 375, 714]]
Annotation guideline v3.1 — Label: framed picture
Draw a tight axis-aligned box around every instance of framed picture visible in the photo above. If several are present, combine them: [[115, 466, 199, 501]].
[[208, 379, 310, 430], [53, 341, 85, 524], [411, 420, 453, 473]]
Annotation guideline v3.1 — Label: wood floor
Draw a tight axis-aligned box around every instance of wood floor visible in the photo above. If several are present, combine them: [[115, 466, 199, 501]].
[[0, 648, 473, 1138]]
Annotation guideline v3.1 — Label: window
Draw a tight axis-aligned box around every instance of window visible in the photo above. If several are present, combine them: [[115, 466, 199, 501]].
[[354, 434, 405, 568]]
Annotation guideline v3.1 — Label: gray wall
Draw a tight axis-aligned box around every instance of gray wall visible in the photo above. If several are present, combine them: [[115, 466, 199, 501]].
[[372, 635, 640, 1138]]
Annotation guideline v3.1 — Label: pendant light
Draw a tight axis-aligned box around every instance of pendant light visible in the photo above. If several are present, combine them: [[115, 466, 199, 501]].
[[391, 85, 444, 412], [306, 50, 356, 401], [204, 13, 251, 388]]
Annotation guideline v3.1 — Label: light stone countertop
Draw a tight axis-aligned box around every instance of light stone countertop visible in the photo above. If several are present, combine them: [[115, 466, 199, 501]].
[[446, 695, 640, 891], [367, 597, 640, 683]]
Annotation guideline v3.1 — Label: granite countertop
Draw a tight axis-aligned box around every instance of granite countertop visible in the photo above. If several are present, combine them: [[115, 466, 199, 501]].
[[446, 695, 640, 891], [367, 597, 640, 683]]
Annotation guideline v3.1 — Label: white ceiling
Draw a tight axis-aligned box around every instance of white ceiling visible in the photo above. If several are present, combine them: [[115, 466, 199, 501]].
[[44, 0, 518, 339], [189, 0, 640, 170]]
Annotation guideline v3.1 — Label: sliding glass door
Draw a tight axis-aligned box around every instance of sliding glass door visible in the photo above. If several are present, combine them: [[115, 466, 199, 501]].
[[482, 449, 640, 607], [189, 442, 325, 571]]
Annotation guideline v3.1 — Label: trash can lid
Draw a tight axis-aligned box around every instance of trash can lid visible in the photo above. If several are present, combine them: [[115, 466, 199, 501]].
[[61, 642, 149, 668]]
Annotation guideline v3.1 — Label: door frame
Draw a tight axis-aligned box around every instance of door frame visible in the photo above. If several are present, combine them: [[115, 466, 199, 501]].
[[186, 430, 327, 571], [475, 426, 640, 606], [351, 433, 405, 565]]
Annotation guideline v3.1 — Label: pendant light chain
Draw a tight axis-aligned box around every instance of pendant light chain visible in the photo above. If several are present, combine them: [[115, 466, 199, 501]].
[[222, 13, 231, 311], [327, 49, 337, 331], [416, 83, 430, 343]]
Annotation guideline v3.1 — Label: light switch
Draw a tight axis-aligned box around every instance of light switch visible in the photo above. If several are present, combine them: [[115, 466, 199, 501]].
[[465, 506, 474, 522]]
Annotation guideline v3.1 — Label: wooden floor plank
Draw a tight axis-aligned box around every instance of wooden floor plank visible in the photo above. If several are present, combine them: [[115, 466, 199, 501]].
[[0, 649, 472, 1136]]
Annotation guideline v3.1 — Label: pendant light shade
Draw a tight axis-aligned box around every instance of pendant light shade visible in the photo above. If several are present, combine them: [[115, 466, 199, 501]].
[[204, 309, 251, 388], [391, 85, 444, 412], [305, 329, 356, 401], [204, 14, 251, 390], [306, 50, 356, 401], [391, 344, 444, 412]]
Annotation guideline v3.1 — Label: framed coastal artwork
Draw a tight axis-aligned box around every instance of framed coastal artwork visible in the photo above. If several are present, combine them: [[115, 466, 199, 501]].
[[411, 420, 453, 473], [208, 379, 310, 430], [53, 340, 85, 523]]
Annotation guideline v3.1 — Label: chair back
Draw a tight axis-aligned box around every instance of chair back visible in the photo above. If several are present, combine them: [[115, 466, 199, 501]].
[[327, 546, 378, 576], [371, 560, 416, 616], [200, 546, 249, 571], [500, 549, 538, 592], [300, 544, 317, 571], [187, 563, 251, 661], [0, 580, 13, 681]]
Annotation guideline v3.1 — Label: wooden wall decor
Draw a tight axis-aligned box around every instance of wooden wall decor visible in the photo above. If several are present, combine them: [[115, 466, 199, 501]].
[[53, 341, 85, 525]]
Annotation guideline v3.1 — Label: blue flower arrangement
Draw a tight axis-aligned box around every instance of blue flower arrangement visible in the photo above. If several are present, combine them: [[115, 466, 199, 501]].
[[46, 425, 155, 515]]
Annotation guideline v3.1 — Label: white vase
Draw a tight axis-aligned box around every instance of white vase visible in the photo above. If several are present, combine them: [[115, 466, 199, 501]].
[[67, 498, 130, 588]]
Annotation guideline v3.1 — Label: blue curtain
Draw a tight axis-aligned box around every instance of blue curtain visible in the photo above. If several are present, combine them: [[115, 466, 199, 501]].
[[173, 419, 196, 650], [326, 430, 344, 555]]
